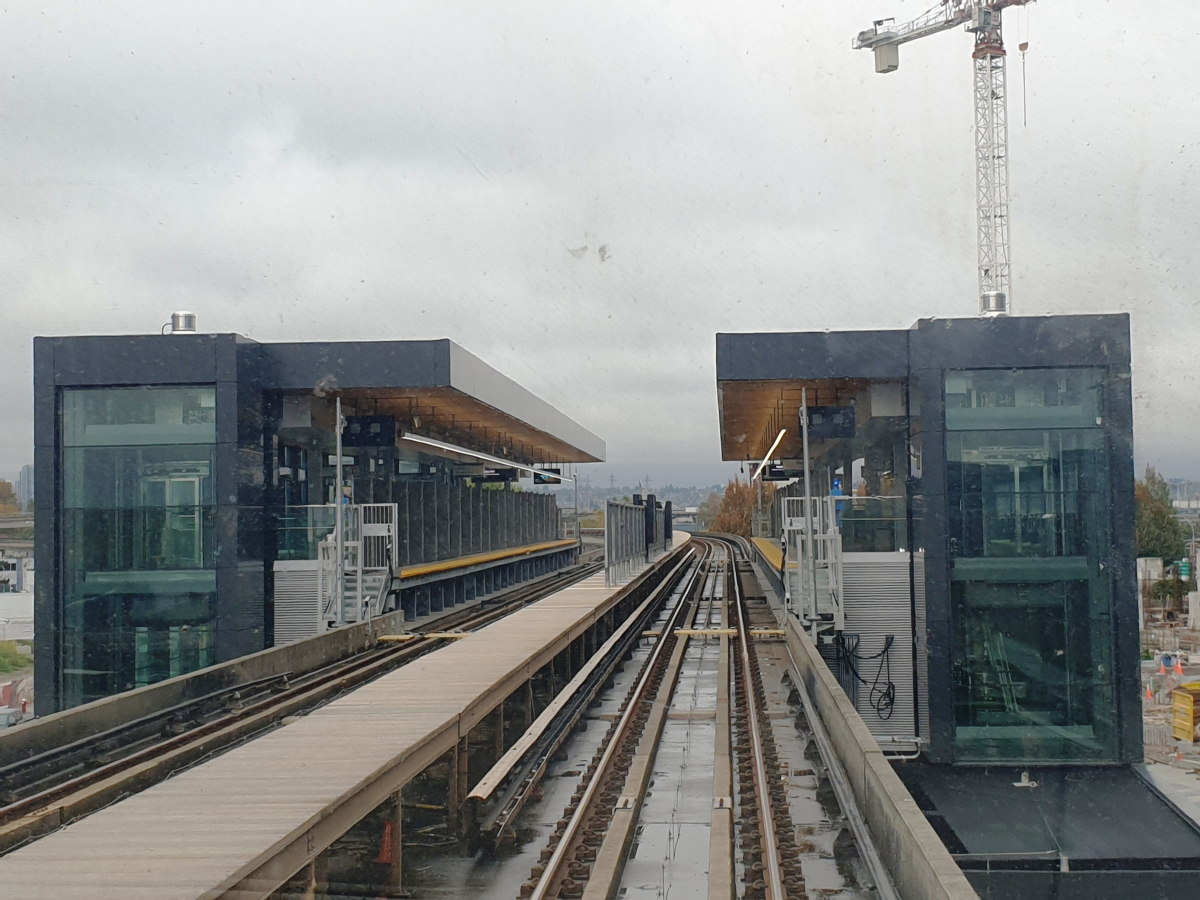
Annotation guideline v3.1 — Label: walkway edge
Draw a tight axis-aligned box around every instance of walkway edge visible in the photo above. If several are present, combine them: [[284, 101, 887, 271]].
[[784, 618, 978, 900]]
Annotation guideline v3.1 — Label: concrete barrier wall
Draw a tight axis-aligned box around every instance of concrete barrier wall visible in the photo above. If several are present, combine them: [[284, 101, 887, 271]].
[[784, 617, 977, 900], [1, 601, 412, 764]]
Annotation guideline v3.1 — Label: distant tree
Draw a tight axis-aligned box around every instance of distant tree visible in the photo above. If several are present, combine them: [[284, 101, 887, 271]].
[[711, 478, 756, 537], [0, 480, 18, 517], [1136, 466, 1186, 561], [697, 492, 722, 530]]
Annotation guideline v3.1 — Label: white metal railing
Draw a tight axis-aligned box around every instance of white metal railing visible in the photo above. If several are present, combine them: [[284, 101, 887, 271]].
[[316, 502, 397, 626], [783, 495, 844, 632]]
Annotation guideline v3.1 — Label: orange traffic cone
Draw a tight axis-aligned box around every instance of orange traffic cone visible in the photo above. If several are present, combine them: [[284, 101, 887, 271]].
[[1175, 660, 1185, 675], [376, 820, 394, 865], [1160, 659, 1167, 674], [1148, 686, 1155, 700]]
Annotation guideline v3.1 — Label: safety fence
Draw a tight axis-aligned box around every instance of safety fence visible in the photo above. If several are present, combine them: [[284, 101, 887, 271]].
[[276, 483, 562, 567], [604, 494, 671, 586]]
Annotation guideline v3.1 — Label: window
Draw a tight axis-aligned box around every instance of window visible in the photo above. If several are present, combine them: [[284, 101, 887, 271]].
[[945, 369, 1116, 762], [60, 387, 217, 708]]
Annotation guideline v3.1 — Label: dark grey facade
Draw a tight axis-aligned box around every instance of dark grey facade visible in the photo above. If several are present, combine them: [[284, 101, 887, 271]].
[[717, 314, 1139, 766], [35, 334, 601, 713], [717, 315, 1200, 896]]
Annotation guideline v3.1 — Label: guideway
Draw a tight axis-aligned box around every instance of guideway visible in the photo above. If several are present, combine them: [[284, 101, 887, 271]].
[[0, 537, 691, 899]]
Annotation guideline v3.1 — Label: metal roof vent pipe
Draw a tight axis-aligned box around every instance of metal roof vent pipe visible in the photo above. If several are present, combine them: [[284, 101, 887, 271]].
[[164, 311, 198, 334], [980, 291, 1009, 317]]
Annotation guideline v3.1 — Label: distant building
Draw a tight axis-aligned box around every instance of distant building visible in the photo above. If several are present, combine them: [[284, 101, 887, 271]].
[[16, 464, 33, 510]]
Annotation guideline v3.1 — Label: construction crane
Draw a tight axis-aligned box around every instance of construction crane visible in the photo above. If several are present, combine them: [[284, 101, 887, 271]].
[[854, 1, 1035, 316]]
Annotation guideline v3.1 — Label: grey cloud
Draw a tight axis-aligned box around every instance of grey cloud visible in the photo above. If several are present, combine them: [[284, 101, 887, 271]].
[[1, 1, 1198, 487]]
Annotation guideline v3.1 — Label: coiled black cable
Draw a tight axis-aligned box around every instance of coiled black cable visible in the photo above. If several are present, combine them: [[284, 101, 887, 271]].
[[835, 632, 896, 720]]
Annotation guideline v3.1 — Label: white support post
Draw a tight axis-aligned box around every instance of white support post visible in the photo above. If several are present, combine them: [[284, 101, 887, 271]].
[[335, 396, 346, 626], [801, 387, 817, 639]]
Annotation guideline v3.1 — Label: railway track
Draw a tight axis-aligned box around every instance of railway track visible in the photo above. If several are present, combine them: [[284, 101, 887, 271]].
[[514, 535, 889, 900], [0, 560, 603, 857]]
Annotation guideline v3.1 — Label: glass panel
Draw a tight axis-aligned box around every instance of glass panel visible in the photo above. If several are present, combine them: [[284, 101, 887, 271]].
[[952, 580, 1115, 762], [64, 386, 216, 446], [275, 505, 340, 561], [946, 429, 1105, 560], [944, 368, 1101, 431], [60, 387, 217, 709], [63, 445, 215, 509], [944, 368, 1115, 762]]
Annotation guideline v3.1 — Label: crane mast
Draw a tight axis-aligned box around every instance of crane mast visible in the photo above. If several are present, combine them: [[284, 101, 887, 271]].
[[854, 1, 1034, 316]]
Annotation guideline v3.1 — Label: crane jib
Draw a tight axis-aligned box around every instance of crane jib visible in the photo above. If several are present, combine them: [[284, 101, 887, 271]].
[[853, 0, 1035, 316]]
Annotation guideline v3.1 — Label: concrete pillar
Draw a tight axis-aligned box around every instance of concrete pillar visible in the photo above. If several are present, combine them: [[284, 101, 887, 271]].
[[493, 699, 505, 760], [448, 736, 469, 837], [388, 791, 403, 891], [524, 678, 534, 729]]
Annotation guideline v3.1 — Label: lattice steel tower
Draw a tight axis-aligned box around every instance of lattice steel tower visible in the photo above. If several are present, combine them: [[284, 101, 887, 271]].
[[854, 1, 1034, 316]]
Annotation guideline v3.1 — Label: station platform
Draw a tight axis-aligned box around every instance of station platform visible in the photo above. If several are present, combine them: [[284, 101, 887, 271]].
[[750, 536, 782, 571], [0, 536, 690, 900]]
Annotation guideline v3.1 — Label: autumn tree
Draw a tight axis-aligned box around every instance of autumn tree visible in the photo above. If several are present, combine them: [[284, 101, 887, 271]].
[[1136, 466, 1186, 561], [703, 479, 750, 537], [697, 492, 722, 530], [0, 480, 18, 517]]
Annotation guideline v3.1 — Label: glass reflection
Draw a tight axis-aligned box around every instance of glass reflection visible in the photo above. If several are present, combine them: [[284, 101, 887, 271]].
[[60, 386, 217, 708], [945, 369, 1116, 762]]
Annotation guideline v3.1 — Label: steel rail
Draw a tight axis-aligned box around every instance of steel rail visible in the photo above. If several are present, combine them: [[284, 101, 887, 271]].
[[724, 536, 786, 900], [0, 561, 604, 853], [527, 542, 711, 900], [468, 554, 694, 840]]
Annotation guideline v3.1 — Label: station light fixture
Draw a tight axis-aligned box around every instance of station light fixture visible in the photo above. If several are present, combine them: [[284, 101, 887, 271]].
[[751, 429, 787, 482], [399, 432, 570, 484]]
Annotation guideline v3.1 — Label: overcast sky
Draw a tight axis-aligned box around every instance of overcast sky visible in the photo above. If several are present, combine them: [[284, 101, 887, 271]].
[[1, 1, 1197, 489]]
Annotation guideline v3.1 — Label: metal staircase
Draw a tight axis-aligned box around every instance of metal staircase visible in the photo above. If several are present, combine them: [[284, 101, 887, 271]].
[[783, 495, 845, 632]]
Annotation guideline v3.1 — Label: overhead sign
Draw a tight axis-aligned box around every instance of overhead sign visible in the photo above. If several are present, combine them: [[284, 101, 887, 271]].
[[534, 468, 562, 485], [804, 406, 856, 441], [478, 467, 518, 483], [342, 415, 396, 447], [761, 464, 793, 482]]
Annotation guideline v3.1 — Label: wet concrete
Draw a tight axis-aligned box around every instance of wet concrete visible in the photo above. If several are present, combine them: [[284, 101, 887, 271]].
[[619, 570, 723, 898]]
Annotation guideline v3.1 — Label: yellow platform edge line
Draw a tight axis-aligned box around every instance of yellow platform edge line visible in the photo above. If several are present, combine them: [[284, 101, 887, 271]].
[[751, 536, 783, 571], [398, 538, 579, 580]]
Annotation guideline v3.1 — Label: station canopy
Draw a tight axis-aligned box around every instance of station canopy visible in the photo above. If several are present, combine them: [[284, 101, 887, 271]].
[[265, 338, 605, 467], [715, 331, 909, 463]]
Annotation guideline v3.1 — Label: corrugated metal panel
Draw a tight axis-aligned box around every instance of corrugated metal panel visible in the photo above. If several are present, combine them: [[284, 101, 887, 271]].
[[273, 561, 321, 645], [842, 551, 917, 741]]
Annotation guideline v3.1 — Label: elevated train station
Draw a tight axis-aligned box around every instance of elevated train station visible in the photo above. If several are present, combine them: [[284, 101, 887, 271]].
[[718, 313, 1200, 897], [34, 331, 602, 712], [1, 313, 1197, 900]]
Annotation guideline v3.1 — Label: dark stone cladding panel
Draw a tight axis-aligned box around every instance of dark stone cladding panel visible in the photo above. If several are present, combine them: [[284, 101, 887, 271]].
[[910, 365, 956, 763], [215, 564, 268, 663], [262, 339, 450, 391], [1104, 365, 1141, 762], [45, 334, 237, 386], [32, 338, 59, 711], [716, 331, 910, 382], [910, 313, 1131, 370]]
